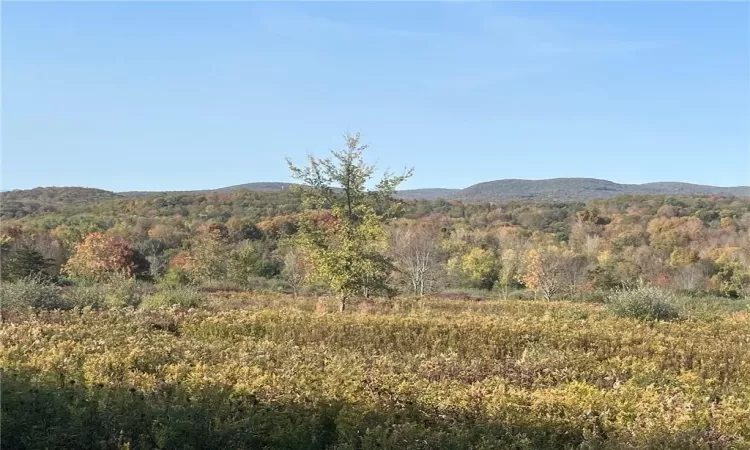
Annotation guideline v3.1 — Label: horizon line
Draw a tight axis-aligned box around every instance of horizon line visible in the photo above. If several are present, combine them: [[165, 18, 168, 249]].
[[2, 176, 749, 193]]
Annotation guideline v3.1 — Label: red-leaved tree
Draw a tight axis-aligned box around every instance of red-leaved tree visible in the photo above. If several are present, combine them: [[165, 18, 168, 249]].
[[62, 233, 144, 281]]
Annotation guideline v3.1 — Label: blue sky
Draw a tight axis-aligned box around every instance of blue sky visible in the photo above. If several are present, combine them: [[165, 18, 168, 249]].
[[2, 2, 748, 191]]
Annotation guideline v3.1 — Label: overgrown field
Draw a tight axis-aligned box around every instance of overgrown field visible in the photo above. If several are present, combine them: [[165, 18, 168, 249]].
[[2, 295, 749, 449]]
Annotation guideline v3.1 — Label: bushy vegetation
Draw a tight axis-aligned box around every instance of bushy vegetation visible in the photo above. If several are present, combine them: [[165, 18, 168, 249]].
[[140, 286, 205, 309], [66, 275, 146, 309], [2, 295, 749, 449], [2, 135, 749, 448], [0, 276, 69, 311], [606, 285, 682, 321]]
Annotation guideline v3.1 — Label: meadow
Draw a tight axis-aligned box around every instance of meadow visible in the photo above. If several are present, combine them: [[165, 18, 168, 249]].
[[2, 292, 749, 449]]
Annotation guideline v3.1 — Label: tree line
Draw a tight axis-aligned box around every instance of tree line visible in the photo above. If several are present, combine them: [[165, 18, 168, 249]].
[[2, 134, 749, 304]]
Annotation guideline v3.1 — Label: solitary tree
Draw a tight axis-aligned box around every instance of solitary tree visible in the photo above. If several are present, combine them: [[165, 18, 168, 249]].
[[287, 133, 412, 311]]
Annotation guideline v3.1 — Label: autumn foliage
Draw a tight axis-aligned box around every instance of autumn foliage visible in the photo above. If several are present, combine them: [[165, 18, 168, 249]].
[[62, 233, 142, 281], [2, 296, 749, 448]]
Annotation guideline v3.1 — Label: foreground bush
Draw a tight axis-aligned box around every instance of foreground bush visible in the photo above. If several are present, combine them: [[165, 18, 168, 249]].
[[0, 277, 68, 311], [2, 298, 748, 449], [65, 274, 145, 309], [606, 285, 682, 321], [140, 286, 205, 309]]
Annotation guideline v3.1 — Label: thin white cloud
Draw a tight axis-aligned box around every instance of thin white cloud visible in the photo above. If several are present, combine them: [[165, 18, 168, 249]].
[[475, 9, 667, 55], [253, 4, 667, 54], [249, 5, 669, 92]]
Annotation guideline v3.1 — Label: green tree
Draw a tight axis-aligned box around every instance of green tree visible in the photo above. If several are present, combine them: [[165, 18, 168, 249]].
[[0, 235, 13, 266], [184, 230, 231, 283], [226, 217, 263, 242], [2, 245, 53, 282], [447, 247, 498, 290], [227, 241, 282, 286], [287, 133, 412, 311], [713, 261, 750, 298]]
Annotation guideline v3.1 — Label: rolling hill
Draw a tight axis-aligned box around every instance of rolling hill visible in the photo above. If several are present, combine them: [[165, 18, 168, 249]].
[[2, 179, 748, 218], [192, 178, 749, 202], [1, 186, 122, 204], [394, 188, 461, 200], [452, 178, 750, 202]]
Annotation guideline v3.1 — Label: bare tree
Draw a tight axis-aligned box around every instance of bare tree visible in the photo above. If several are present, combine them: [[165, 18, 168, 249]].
[[583, 234, 601, 259], [390, 218, 444, 297], [522, 246, 578, 301], [673, 265, 705, 292], [281, 247, 308, 298], [564, 253, 590, 298]]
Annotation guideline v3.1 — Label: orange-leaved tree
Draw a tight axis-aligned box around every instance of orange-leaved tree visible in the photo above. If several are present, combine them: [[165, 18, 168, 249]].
[[62, 232, 147, 282]]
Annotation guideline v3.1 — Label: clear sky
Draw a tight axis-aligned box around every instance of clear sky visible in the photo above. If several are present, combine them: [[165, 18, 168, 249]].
[[2, 1, 749, 192]]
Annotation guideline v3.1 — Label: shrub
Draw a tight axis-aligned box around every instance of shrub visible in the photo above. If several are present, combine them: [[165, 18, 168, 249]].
[[566, 289, 607, 304], [65, 275, 145, 309], [160, 267, 192, 288], [140, 286, 204, 309], [0, 277, 69, 311], [606, 285, 681, 321], [243, 276, 287, 293], [64, 284, 107, 309], [506, 289, 536, 301], [196, 279, 246, 293], [198, 277, 287, 294]]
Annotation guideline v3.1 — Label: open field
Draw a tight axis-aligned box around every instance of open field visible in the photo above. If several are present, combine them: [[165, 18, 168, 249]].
[[2, 294, 749, 449]]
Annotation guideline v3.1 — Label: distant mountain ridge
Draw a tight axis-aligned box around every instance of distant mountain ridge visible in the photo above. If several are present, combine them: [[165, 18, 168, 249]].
[[394, 188, 461, 200], [451, 178, 750, 202], [3, 179, 748, 207], [198, 178, 750, 201], [119, 182, 297, 198], [1, 186, 122, 204]]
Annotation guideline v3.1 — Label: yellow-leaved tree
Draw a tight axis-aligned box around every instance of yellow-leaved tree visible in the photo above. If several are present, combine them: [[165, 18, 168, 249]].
[[521, 246, 582, 301]]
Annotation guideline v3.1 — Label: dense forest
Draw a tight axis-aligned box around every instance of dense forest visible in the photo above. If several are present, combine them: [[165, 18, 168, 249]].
[[2, 184, 749, 301]]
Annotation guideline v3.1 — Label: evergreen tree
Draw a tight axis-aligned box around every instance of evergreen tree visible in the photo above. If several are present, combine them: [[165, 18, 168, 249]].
[[2, 245, 53, 282]]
